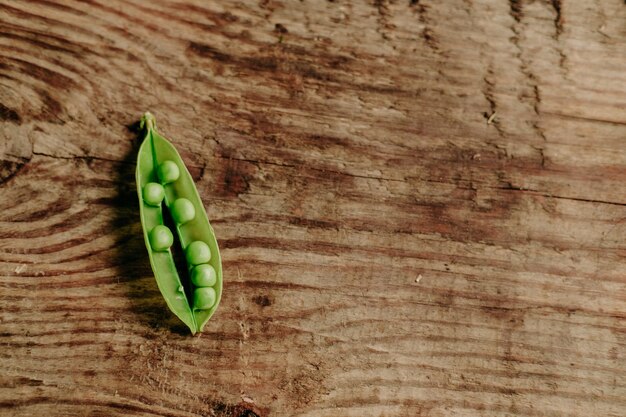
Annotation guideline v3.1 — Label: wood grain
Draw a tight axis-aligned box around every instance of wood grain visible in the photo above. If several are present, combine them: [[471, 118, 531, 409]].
[[0, 1, 625, 416]]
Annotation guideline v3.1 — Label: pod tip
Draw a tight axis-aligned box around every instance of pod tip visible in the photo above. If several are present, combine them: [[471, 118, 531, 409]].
[[140, 112, 157, 131]]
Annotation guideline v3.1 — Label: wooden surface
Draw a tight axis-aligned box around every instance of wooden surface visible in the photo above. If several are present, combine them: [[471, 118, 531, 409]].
[[1, 1, 625, 416]]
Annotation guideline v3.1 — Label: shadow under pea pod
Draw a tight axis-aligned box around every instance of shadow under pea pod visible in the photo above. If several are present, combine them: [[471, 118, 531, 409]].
[[111, 120, 189, 335]]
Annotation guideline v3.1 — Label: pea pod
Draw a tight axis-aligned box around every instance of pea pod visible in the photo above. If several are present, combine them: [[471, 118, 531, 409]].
[[136, 112, 222, 334]]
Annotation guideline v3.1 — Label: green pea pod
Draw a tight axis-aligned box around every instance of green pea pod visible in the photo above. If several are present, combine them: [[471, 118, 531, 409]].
[[136, 112, 222, 334]]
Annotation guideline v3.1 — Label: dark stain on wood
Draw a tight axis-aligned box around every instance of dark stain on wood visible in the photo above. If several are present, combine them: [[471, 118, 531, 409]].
[[212, 401, 266, 417], [216, 158, 257, 198], [252, 295, 272, 307], [274, 23, 288, 34], [0, 103, 21, 124], [187, 41, 349, 84]]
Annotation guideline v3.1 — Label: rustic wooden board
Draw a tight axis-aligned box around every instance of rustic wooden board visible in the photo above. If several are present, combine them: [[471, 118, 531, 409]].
[[1, 1, 625, 416]]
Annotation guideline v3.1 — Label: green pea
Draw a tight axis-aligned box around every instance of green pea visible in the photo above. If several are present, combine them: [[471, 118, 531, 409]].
[[171, 198, 195, 224], [143, 182, 165, 206], [157, 160, 180, 184], [194, 287, 216, 310], [186, 241, 211, 265], [137, 112, 222, 334], [149, 225, 173, 251], [191, 264, 217, 287]]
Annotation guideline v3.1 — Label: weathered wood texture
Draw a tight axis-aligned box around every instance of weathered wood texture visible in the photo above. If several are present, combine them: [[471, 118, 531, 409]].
[[1, 0, 625, 416]]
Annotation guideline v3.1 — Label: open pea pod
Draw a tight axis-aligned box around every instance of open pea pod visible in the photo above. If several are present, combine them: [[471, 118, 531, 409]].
[[136, 112, 222, 334]]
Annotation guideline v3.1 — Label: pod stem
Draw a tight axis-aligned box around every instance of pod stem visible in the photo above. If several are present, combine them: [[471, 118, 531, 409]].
[[140, 111, 157, 132]]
